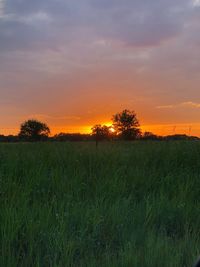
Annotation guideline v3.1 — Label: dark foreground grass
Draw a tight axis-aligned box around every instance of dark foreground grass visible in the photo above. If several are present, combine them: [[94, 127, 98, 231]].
[[1, 141, 200, 267]]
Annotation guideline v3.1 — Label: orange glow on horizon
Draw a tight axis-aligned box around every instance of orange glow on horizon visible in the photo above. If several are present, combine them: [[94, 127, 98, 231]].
[[140, 123, 200, 137], [1, 121, 200, 137], [51, 122, 200, 137], [51, 121, 115, 135]]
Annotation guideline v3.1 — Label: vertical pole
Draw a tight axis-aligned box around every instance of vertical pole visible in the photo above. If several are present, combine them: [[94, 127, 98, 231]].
[[95, 136, 98, 148]]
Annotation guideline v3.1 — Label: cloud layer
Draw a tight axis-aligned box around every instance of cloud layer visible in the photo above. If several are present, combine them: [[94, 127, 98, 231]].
[[0, 0, 200, 134], [157, 102, 200, 109]]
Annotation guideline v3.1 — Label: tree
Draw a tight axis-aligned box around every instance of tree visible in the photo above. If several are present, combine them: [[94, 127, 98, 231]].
[[53, 133, 92, 142], [91, 124, 111, 147], [19, 119, 50, 141], [142, 131, 159, 140], [112, 109, 141, 140]]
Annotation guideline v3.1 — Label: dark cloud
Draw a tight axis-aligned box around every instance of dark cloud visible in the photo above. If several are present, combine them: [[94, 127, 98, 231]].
[[0, 0, 196, 52], [0, 19, 49, 51], [87, 0, 190, 45]]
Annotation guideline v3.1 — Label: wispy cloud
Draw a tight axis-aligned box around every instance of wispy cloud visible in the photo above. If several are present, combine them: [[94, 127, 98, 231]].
[[2, 11, 51, 24], [157, 101, 200, 109], [26, 114, 81, 121], [182, 101, 200, 108], [156, 105, 174, 109]]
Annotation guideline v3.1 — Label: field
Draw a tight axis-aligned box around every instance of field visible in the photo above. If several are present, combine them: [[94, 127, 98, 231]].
[[1, 141, 200, 267]]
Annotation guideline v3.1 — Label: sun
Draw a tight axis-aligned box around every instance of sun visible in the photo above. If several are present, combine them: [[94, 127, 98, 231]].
[[102, 122, 116, 132], [109, 126, 115, 133]]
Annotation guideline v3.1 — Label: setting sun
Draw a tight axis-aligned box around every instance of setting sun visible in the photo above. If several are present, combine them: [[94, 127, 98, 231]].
[[109, 127, 115, 133]]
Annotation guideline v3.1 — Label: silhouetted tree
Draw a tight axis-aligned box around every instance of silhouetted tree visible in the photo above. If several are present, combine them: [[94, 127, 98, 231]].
[[19, 119, 50, 141], [0, 135, 19, 142], [53, 133, 92, 142], [112, 109, 141, 140], [142, 131, 160, 140], [164, 134, 199, 141], [91, 124, 111, 147]]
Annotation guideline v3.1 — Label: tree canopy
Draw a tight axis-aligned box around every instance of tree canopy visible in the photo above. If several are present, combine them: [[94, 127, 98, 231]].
[[91, 125, 111, 140], [91, 124, 112, 147], [19, 119, 50, 141], [112, 109, 141, 140]]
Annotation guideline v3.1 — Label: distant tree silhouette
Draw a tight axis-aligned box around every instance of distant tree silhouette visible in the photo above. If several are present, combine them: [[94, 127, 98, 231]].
[[112, 109, 141, 140], [53, 133, 92, 142], [91, 124, 111, 147], [164, 134, 199, 141], [142, 131, 160, 140], [19, 119, 50, 141], [0, 134, 19, 142]]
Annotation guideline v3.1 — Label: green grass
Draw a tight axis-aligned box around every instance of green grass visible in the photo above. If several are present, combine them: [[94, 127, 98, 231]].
[[1, 141, 200, 267]]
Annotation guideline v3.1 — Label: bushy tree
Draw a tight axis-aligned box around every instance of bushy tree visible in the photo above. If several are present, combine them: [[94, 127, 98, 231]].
[[91, 124, 111, 146], [19, 119, 50, 141], [112, 109, 141, 140]]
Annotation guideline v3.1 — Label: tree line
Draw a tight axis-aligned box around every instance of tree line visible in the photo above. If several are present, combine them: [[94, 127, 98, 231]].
[[0, 109, 199, 142]]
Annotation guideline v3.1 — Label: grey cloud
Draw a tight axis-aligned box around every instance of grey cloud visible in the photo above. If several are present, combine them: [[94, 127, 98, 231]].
[[0, 0, 196, 53], [0, 19, 48, 51], [88, 0, 192, 46], [1, 0, 200, 95], [157, 102, 200, 109]]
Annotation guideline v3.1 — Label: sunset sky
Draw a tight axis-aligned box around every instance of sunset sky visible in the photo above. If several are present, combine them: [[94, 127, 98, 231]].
[[0, 0, 200, 136]]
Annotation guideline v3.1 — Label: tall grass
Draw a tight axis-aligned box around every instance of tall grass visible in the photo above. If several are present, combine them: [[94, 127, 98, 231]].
[[1, 141, 200, 266]]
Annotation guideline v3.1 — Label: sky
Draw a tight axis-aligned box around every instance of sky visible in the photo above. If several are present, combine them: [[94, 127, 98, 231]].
[[0, 0, 200, 136]]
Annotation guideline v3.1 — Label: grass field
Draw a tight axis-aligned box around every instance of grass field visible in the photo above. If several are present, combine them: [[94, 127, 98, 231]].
[[1, 141, 200, 267]]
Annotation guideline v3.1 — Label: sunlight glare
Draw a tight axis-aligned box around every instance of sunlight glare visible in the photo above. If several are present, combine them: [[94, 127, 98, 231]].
[[109, 127, 115, 133]]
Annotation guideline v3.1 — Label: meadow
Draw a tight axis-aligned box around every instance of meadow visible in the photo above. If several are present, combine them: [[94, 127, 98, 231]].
[[1, 141, 200, 267]]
